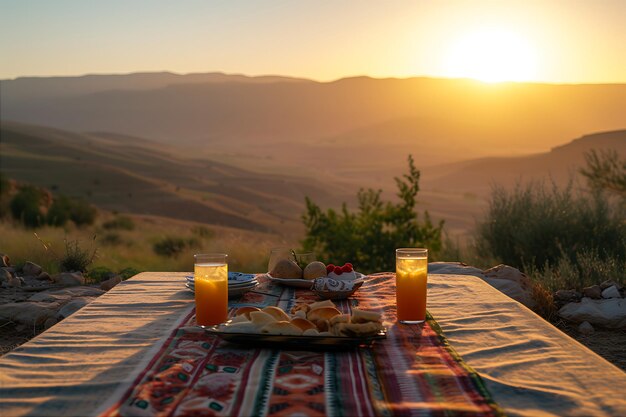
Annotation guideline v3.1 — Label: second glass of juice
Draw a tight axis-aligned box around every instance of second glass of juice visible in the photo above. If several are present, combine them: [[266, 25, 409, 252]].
[[194, 253, 228, 326], [395, 248, 428, 324]]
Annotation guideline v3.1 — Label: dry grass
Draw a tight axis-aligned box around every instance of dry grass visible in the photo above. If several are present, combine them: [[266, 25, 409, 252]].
[[0, 213, 295, 275]]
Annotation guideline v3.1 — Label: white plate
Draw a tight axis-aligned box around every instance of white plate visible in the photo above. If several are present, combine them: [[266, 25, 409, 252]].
[[186, 272, 256, 284], [266, 272, 365, 288], [186, 280, 257, 289]]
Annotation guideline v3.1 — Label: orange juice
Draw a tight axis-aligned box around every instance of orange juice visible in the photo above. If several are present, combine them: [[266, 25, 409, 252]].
[[194, 262, 228, 326], [396, 254, 428, 323]]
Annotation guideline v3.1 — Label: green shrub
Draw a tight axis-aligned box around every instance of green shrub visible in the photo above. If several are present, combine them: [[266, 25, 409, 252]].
[[10, 186, 48, 227], [580, 149, 626, 198], [119, 267, 141, 279], [102, 216, 135, 231], [0, 172, 10, 219], [46, 195, 72, 226], [87, 266, 116, 283], [36, 233, 98, 272], [46, 195, 97, 227], [191, 225, 215, 239], [153, 236, 189, 257], [100, 232, 122, 246], [302, 155, 444, 273], [477, 180, 626, 273], [59, 237, 98, 272], [67, 198, 97, 226]]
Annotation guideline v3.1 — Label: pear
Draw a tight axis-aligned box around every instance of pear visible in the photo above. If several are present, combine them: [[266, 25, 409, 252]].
[[270, 259, 303, 279]]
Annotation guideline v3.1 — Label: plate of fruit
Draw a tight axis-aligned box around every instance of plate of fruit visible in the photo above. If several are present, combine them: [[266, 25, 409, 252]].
[[267, 259, 364, 290]]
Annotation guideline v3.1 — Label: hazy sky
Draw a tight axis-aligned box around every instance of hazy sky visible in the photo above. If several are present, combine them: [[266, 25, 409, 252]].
[[1, 0, 625, 83]]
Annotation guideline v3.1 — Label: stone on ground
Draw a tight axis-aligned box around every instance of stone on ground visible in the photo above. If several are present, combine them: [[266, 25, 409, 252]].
[[559, 298, 626, 329], [52, 272, 85, 286], [22, 261, 43, 277]]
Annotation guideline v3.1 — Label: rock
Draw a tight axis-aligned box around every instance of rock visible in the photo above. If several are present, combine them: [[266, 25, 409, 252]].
[[559, 298, 626, 329], [100, 275, 123, 291], [0, 253, 10, 267], [483, 264, 536, 307], [29, 291, 72, 303], [601, 285, 621, 299], [578, 321, 595, 335], [599, 280, 623, 291], [0, 302, 61, 326], [44, 317, 57, 329], [555, 289, 581, 302], [58, 297, 96, 318], [429, 262, 534, 308], [7, 275, 22, 287], [22, 261, 43, 277], [582, 285, 602, 299], [29, 286, 105, 303], [36, 272, 52, 281], [52, 272, 85, 286], [0, 267, 13, 282]]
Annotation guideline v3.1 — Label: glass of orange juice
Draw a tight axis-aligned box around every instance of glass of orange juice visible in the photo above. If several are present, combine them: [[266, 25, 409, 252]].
[[194, 253, 228, 326], [396, 248, 428, 324]]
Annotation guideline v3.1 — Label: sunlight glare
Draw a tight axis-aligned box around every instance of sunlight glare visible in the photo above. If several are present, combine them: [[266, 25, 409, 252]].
[[444, 29, 538, 83]]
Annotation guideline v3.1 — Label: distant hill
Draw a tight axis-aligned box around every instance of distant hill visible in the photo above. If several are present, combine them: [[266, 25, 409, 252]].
[[422, 130, 626, 194], [0, 71, 310, 102], [1, 73, 625, 163], [0, 121, 341, 236]]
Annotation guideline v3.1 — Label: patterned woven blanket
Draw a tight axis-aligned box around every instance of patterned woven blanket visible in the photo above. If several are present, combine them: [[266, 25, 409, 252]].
[[99, 273, 503, 417]]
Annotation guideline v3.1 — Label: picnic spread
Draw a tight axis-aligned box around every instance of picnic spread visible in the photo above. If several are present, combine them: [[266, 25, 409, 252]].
[[0, 272, 625, 417]]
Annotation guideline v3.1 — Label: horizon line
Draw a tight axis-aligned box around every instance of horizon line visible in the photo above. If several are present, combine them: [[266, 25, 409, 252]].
[[2, 70, 625, 87]]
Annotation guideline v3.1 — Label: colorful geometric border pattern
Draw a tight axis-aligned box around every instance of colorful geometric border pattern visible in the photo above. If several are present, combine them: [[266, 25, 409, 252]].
[[99, 273, 504, 417]]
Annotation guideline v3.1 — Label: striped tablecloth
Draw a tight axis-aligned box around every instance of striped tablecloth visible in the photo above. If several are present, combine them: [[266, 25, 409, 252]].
[[2, 271, 625, 417], [98, 274, 502, 416]]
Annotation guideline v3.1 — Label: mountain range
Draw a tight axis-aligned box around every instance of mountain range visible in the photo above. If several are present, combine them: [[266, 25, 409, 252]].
[[1, 72, 624, 237]]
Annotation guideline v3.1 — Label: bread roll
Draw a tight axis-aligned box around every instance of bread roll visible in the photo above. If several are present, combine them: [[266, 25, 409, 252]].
[[329, 314, 350, 327], [351, 309, 381, 324], [291, 303, 310, 315], [230, 314, 250, 324], [235, 306, 261, 320], [262, 306, 291, 322], [260, 321, 303, 335], [250, 311, 276, 327], [308, 299, 335, 312], [336, 322, 383, 337], [307, 306, 342, 323], [290, 317, 317, 331], [315, 319, 330, 332], [303, 328, 320, 336]]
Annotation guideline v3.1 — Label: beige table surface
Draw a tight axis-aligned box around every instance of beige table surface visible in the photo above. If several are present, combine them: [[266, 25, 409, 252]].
[[0, 272, 624, 417]]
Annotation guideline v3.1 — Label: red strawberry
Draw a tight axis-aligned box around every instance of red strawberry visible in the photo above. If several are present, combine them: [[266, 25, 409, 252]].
[[326, 264, 335, 273], [341, 264, 353, 273], [345, 263, 353, 269], [333, 266, 343, 275]]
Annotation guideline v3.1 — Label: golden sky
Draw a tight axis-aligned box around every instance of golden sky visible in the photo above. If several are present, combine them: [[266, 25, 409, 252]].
[[1, 0, 625, 83]]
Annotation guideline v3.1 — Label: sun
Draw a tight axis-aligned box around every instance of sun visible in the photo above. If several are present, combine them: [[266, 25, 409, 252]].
[[444, 28, 538, 83]]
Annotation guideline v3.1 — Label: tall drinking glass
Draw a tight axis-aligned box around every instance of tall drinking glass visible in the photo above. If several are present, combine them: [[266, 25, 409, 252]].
[[194, 253, 228, 326], [395, 248, 428, 324]]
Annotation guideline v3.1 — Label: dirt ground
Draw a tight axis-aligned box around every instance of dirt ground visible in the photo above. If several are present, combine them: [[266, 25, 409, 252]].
[[557, 322, 626, 371]]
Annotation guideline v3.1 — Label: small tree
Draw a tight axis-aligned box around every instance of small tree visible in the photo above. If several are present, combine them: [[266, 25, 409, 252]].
[[10, 186, 48, 227], [302, 155, 444, 273], [580, 149, 626, 198], [47, 195, 97, 227]]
